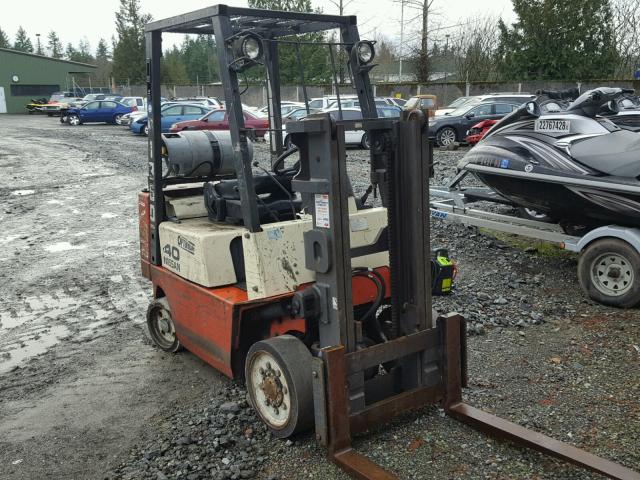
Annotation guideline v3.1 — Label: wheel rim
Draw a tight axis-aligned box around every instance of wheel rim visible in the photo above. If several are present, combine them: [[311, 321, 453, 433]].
[[248, 351, 292, 429], [144, 125, 149, 135], [439, 128, 456, 146], [69, 115, 80, 126], [115, 115, 123, 124], [590, 252, 634, 297], [148, 305, 177, 349], [362, 134, 370, 149]]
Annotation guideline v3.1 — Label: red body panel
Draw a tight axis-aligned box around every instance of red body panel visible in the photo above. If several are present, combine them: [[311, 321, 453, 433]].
[[465, 119, 498, 145], [138, 191, 391, 379], [169, 110, 269, 136]]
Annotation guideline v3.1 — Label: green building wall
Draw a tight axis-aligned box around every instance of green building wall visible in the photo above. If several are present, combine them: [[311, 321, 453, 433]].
[[0, 48, 96, 114]]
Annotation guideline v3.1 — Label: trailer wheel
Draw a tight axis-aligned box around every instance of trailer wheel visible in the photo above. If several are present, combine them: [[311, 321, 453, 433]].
[[146, 298, 183, 352], [245, 335, 313, 438], [578, 238, 640, 308]]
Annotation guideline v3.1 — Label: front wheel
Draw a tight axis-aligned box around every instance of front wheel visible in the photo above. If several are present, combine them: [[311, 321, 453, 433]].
[[245, 335, 314, 438], [361, 132, 370, 149], [578, 238, 640, 308], [68, 114, 81, 126], [436, 127, 457, 147]]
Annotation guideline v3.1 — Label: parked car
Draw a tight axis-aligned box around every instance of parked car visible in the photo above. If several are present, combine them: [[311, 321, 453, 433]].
[[257, 101, 305, 117], [434, 96, 474, 116], [174, 97, 223, 109], [384, 97, 407, 107], [428, 101, 520, 146], [283, 107, 320, 121], [435, 93, 534, 116], [465, 119, 498, 145], [27, 92, 83, 116], [130, 103, 212, 135], [282, 107, 398, 149], [120, 96, 145, 110], [61, 100, 133, 126], [168, 109, 269, 136], [404, 94, 438, 117]]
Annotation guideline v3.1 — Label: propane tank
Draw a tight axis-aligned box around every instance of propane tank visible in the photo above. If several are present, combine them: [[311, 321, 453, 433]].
[[160, 130, 252, 178]]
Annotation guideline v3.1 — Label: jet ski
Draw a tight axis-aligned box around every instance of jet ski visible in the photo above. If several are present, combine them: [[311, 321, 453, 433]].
[[456, 87, 640, 231]]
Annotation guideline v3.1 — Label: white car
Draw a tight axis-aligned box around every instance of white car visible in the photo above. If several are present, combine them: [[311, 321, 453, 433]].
[[283, 107, 370, 149]]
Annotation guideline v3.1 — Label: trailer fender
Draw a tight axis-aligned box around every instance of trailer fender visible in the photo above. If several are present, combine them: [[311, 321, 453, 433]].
[[564, 225, 640, 254]]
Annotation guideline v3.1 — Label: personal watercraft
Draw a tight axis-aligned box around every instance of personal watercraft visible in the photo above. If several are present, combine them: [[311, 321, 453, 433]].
[[456, 87, 640, 230]]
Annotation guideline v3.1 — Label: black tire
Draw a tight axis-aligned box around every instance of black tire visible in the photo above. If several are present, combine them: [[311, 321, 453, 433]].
[[245, 335, 313, 438], [361, 132, 370, 149], [143, 124, 149, 136], [578, 238, 640, 308], [68, 114, 81, 126], [146, 298, 183, 352], [114, 114, 124, 125], [436, 127, 457, 147], [284, 134, 293, 150], [517, 207, 556, 223], [47, 113, 53, 117]]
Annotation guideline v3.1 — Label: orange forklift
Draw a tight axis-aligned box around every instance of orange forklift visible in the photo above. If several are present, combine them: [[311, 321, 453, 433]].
[[138, 5, 639, 479]]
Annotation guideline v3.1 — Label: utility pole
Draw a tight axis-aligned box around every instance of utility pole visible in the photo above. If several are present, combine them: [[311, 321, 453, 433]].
[[35, 33, 42, 56], [399, 0, 404, 81]]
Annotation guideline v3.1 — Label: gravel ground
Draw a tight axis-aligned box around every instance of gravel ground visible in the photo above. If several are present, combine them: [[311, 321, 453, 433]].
[[0, 115, 638, 480]]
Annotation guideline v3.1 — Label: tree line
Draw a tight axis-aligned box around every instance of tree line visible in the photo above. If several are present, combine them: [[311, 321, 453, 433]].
[[1, 0, 639, 90]]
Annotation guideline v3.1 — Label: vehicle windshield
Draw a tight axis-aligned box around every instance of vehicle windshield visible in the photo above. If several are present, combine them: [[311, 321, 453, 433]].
[[377, 106, 401, 118], [448, 103, 479, 117], [447, 96, 472, 108]]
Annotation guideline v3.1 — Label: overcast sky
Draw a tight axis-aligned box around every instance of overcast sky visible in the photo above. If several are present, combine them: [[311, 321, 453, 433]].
[[1, 0, 515, 53]]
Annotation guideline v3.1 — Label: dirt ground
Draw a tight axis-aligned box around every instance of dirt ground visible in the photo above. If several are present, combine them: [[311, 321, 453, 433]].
[[0, 115, 638, 480]]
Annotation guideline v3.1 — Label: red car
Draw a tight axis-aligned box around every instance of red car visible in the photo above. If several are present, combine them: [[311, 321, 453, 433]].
[[465, 119, 498, 145], [169, 109, 269, 136]]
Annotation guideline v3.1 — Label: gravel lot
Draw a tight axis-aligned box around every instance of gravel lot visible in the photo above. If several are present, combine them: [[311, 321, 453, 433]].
[[0, 115, 638, 480]]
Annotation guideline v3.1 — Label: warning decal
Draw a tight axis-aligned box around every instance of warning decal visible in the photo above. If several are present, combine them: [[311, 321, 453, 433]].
[[315, 194, 330, 228]]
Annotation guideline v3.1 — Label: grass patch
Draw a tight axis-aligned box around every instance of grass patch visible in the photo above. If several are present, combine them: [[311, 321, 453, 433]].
[[479, 228, 574, 258]]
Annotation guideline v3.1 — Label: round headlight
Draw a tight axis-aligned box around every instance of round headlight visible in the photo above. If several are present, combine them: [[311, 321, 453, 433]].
[[242, 36, 262, 60], [355, 41, 375, 64]]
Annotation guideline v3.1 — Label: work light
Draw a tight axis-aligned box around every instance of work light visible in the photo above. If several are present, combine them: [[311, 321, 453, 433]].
[[234, 33, 263, 62], [355, 41, 375, 65]]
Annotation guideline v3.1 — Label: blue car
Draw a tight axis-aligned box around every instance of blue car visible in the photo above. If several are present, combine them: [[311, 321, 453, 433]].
[[64, 100, 133, 126], [130, 103, 213, 135]]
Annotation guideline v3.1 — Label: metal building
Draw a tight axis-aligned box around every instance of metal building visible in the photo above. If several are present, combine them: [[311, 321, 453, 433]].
[[0, 48, 96, 114]]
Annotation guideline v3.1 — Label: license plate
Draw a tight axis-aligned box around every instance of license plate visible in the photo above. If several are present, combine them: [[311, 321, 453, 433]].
[[535, 119, 570, 133]]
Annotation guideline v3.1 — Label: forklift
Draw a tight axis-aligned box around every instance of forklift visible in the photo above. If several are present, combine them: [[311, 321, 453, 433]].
[[138, 5, 639, 479]]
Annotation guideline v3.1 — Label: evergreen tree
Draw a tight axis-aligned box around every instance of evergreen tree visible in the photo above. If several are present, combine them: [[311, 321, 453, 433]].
[[65, 42, 77, 60], [47, 31, 63, 58], [498, 0, 617, 80], [182, 35, 219, 84], [95, 38, 113, 86], [14, 26, 34, 52], [112, 0, 151, 84], [162, 45, 190, 84], [247, 0, 331, 83], [96, 38, 110, 61], [75, 38, 94, 63], [0, 27, 10, 48]]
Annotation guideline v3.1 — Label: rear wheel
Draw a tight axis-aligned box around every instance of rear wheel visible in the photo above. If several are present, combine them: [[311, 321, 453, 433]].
[[114, 114, 124, 125], [143, 124, 149, 136], [284, 134, 293, 150], [578, 238, 640, 308], [436, 127, 457, 147], [245, 335, 314, 438], [147, 298, 183, 352]]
